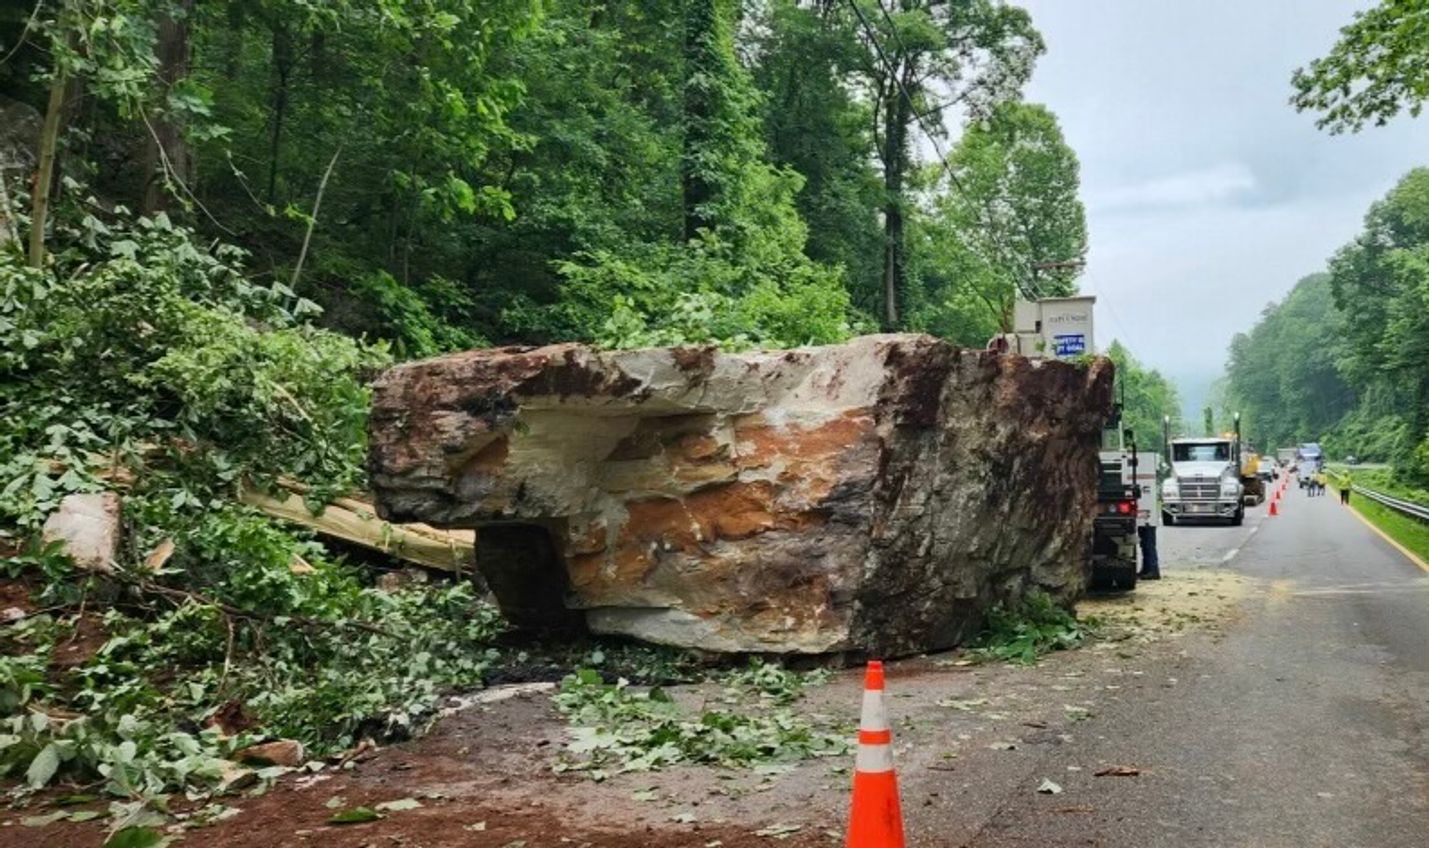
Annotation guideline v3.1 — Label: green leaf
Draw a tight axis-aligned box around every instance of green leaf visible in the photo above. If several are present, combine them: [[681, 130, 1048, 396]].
[[328, 806, 382, 824], [26, 743, 61, 788], [104, 827, 167, 848]]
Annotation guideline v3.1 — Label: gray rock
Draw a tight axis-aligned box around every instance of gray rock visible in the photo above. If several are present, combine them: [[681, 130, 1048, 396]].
[[0, 96, 41, 172], [41, 492, 122, 574]]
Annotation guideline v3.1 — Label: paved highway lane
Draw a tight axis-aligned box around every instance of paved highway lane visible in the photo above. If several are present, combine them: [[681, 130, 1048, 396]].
[[966, 483, 1429, 847]]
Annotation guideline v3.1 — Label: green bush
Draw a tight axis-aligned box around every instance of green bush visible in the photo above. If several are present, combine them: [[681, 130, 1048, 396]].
[[0, 198, 505, 801], [970, 590, 1095, 666]]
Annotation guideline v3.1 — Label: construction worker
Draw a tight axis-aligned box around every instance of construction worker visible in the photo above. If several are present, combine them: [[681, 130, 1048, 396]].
[[1137, 523, 1160, 580], [1340, 480, 1352, 506], [1312, 469, 1327, 496]]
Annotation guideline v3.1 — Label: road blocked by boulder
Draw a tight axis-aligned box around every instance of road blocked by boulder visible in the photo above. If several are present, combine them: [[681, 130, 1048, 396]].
[[367, 334, 1114, 655]]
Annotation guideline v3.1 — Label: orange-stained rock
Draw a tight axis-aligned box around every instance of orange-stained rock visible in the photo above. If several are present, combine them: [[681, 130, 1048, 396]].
[[368, 335, 1114, 655]]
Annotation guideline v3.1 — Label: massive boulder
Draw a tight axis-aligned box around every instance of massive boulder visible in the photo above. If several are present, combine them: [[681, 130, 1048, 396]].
[[367, 335, 1114, 656]]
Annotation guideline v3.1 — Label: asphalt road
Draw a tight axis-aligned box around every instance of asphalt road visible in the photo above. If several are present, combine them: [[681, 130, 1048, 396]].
[[965, 483, 1429, 847]]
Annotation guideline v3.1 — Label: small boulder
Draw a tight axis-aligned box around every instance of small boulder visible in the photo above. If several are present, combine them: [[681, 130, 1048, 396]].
[[234, 739, 306, 768], [41, 493, 122, 573]]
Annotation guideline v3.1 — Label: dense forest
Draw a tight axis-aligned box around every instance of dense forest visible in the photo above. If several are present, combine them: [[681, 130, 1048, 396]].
[[0, 0, 1094, 353], [1223, 169, 1429, 486]]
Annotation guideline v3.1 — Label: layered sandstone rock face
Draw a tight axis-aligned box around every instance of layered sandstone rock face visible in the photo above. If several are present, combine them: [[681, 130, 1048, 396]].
[[368, 335, 1114, 656]]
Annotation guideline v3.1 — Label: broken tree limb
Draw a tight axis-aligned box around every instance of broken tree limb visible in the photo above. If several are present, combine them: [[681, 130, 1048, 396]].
[[42, 448, 476, 573], [237, 479, 475, 574]]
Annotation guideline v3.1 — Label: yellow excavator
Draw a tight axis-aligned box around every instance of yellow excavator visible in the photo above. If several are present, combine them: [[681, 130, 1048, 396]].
[[1239, 449, 1266, 506]]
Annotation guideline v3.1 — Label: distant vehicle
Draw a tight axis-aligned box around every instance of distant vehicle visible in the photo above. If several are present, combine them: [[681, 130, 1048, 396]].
[[1276, 447, 1297, 467], [1345, 455, 1358, 465], [1257, 466, 1276, 483], [1161, 436, 1244, 526], [1297, 442, 1324, 488]]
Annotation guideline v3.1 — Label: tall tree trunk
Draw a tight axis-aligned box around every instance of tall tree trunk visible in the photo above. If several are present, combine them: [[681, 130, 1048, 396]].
[[0, 174, 16, 250], [28, 69, 70, 268], [681, 0, 720, 241], [880, 71, 911, 330], [267, 25, 294, 203], [142, 0, 195, 214]]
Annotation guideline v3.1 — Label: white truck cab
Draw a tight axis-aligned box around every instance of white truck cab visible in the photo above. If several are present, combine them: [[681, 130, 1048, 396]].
[[1161, 437, 1244, 526]]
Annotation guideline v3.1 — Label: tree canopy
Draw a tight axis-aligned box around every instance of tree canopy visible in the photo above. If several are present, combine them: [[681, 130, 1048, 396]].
[[1104, 341, 1182, 456], [2, 0, 1094, 354], [1291, 0, 1429, 133]]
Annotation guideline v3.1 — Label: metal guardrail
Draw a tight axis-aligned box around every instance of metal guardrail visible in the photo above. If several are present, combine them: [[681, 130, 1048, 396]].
[[1354, 486, 1429, 523]]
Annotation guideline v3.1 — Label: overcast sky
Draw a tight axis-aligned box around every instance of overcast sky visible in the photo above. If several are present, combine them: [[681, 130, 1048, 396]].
[[1016, 0, 1429, 416]]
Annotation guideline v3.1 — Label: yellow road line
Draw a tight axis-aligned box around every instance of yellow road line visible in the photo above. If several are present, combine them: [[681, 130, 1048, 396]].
[[1344, 502, 1429, 574]]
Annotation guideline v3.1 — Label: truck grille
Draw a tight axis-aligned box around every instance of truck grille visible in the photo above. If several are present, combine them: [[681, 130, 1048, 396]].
[[1177, 477, 1220, 500]]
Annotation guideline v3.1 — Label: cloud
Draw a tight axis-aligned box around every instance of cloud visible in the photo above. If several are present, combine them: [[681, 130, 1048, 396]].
[[1088, 162, 1258, 213]]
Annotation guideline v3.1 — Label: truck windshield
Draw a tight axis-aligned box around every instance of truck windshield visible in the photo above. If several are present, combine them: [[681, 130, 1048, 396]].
[[1173, 444, 1229, 462]]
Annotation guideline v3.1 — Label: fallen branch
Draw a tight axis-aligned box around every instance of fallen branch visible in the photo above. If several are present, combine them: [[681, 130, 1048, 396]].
[[42, 449, 476, 573], [238, 479, 475, 574]]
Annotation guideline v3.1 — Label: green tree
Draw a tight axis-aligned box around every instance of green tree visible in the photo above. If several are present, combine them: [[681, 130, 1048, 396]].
[[1291, 0, 1429, 133], [1104, 341, 1182, 455], [11, 0, 169, 266], [753, 1, 884, 312], [848, 0, 1043, 329], [543, 0, 856, 349], [908, 101, 1086, 342], [1223, 275, 1354, 454], [1323, 170, 1429, 480]]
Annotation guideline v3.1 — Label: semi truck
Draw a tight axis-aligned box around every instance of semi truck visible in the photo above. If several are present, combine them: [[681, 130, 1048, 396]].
[[1296, 443, 1324, 489], [1095, 415, 1141, 589], [1160, 436, 1244, 525]]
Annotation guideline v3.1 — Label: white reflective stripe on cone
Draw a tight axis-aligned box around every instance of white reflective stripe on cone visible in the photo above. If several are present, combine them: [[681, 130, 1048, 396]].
[[855, 742, 894, 774], [860, 691, 888, 730]]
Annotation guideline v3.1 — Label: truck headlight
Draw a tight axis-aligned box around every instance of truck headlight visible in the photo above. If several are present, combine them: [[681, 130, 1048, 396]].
[[1220, 479, 1239, 496], [1161, 479, 1178, 497]]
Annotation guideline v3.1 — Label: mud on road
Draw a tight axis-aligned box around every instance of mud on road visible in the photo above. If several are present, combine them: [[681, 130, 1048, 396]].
[[1, 568, 1252, 848]]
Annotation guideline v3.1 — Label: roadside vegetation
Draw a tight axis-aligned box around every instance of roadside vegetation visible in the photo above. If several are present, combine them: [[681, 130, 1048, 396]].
[[1328, 468, 1429, 564], [969, 590, 1098, 666]]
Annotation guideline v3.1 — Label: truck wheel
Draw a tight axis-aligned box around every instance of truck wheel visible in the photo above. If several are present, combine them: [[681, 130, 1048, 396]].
[[1162, 511, 1175, 527], [1230, 507, 1244, 527]]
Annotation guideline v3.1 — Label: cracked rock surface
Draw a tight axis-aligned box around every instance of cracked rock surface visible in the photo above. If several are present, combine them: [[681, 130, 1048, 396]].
[[368, 334, 1114, 655]]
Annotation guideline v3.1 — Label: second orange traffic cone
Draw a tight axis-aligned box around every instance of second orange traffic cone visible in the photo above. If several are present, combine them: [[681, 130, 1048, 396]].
[[846, 661, 905, 848]]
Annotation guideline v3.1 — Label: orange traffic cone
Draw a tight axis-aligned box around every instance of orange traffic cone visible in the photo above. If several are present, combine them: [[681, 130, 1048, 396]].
[[846, 661, 904, 848], [1269, 498, 1279, 516]]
